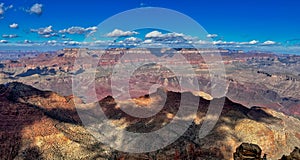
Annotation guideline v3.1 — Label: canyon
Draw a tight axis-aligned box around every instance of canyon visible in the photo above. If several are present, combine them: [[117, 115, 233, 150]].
[[0, 82, 300, 159], [1, 48, 299, 118]]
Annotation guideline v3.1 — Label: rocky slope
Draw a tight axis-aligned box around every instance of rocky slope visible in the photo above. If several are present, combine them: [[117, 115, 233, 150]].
[[0, 82, 299, 160], [1, 49, 300, 118]]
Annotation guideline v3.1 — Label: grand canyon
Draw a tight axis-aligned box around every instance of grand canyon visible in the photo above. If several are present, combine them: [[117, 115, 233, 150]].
[[1, 1, 300, 159], [1, 48, 300, 159]]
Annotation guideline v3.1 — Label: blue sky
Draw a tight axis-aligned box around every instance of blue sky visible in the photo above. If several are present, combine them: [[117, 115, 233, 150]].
[[0, 0, 300, 53]]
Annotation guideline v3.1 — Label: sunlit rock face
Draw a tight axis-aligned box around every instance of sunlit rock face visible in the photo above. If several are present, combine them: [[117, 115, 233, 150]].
[[0, 82, 300, 160]]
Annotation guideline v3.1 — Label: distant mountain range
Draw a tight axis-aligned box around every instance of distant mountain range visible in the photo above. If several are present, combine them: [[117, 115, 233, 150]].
[[1, 48, 299, 118]]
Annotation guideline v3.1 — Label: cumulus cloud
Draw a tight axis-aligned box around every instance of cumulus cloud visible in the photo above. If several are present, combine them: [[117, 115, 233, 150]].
[[248, 40, 259, 45], [65, 41, 80, 45], [86, 26, 97, 31], [0, 40, 8, 43], [142, 39, 153, 44], [239, 40, 259, 45], [59, 26, 97, 34], [206, 34, 218, 38], [145, 31, 185, 38], [106, 29, 138, 37], [143, 31, 199, 48], [9, 23, 18, 29], [145, 31, 163, 38], [28, 3, 43, 15], [2, 34, 18, 38], [117, 37, 142, 46], [124, 37, 142, 42], [31, 26, 53, 35], [31, 26, 58, 38], [262, 40, 276, 45]]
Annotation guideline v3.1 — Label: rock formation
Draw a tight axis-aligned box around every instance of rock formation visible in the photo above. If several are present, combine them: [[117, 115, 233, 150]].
[[1, 49, 300, 118], [233, 143, 262, 160], [280, 147, 300, 160], [1, 82, 300, 159]]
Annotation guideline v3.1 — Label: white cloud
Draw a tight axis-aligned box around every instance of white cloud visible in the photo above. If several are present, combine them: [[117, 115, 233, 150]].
[[9, 23, 18, 29], [24, 40, 32, 44], [47, 40, 57, 43], [75, 40, 113, 46], [31, 26, 53, 35], [67, 41, 80, 45], [7, 5, 13, 9], [262, 40, 276, 45], [94, 40, 107, 44], [248, 40, 259, 45], [124, 37, 142, 42], [194, 40, 212, 45], [143, 31, 198, 48], [145, 31, 185, 38], [0, 3, 14, 17], [106, 29, 138, 37], [142, 39, 153, 44], [166, 32, 185, 38], [86, 26, 97, 32], [117, 37, 142, 45], [0, 3, 13, 15], [59, 27, 83, 34], [0, 3, 4, 15], [62, 41, 81, 46], [2, 34, 18, 38], [145, 31, 163, 38], [0, 40, 8, 43], [206, 40, 260, 45], [29, 3, 43, 15], [206, 34, 218, 38], [59, 26, 97, 34], [31, 26, 57, 38], [212, 40, 236, 45], [43, 33, 58, 38], [194, 40, 241, 45], [47, 40, 57, 44], [239, 40, 259, 45]]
